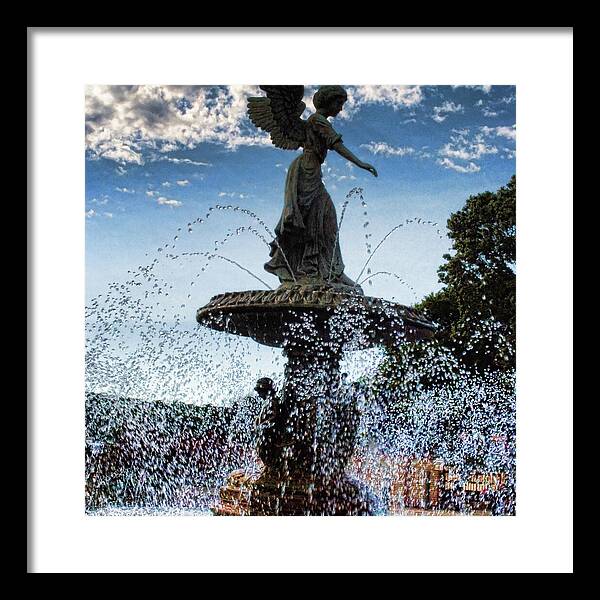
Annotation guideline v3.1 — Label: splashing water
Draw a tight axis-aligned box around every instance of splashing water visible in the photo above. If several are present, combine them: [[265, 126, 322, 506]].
[[358, 271, 419, 303], [354, 218, 445, 287], [85, 193, 516, 516], [328, 187, 364, 282], [213, 204, 297, 282]]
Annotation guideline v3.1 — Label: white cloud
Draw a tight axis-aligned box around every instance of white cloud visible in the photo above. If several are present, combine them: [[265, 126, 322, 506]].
[[323, 169, 357, 183], [482, 108, 499, 117], [176, 179, 190, 186], [439, 130, 498, 161], [157, 197, 182, 207], [159, 157, 212, 167], [146, 190, 158, 197], [452, 85, 493, 94], [437, 158, 481, 173], [87, 207, 115, 218], [85, 85, 425, 164], [339, 85, 423, 119], [115, 166, 127, 176], [218, 191, 247, 199], [159, 142, 179, 153], [85, 85, 270, 164], [116, 187, 134, 193], [361, 142, 415, 157], [102, 144, 143, 165], [480, 124, 517, 140], [495, 125, 517, 140], [432, 101, 464, 123], [162, 181, 172, 188]]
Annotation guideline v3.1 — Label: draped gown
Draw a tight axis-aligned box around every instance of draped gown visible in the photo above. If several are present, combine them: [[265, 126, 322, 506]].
[[265, 113, 360, 290]]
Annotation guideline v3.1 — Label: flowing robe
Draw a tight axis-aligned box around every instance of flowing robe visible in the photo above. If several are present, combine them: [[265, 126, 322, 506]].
[[265, 113, 358, 289]]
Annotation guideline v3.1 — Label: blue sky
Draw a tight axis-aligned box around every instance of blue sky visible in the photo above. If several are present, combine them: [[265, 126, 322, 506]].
[[85, 84, 516, 310]]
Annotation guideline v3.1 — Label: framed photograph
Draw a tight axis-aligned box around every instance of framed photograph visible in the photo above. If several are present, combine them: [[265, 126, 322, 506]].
[[29, 27, 573, 573]]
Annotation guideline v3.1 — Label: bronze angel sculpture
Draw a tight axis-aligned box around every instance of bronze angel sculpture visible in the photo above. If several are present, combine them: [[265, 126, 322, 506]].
[[247, 85, 378, 291]]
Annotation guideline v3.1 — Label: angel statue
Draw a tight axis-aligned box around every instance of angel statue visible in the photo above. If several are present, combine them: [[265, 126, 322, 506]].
[[247, 85, 378, 292]]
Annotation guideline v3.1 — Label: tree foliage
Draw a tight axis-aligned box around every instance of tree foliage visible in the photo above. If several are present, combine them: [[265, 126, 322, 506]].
[[417, 175, 516, 371]]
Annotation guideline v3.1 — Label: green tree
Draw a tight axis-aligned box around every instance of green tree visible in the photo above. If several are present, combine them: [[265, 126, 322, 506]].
[[418, 175, 516, 371]]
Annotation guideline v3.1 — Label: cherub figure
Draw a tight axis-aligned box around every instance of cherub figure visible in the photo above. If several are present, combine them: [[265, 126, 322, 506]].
[[247, 85, 378, 290]]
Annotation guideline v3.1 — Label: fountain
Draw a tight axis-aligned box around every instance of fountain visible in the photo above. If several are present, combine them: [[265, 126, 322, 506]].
[[85, 87, 516, 518], [196, 86, 436, 515]]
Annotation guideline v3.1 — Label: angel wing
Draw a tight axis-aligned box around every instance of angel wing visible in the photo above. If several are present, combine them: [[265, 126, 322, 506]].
[[247, 85, 306, 150]]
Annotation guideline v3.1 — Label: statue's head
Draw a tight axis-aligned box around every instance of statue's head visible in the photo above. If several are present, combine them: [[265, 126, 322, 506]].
[[254, 377, 275, 400], [313, 85, 348, 117]]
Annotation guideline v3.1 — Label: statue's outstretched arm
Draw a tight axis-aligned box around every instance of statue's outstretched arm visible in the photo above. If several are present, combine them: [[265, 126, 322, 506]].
[[332, 141, 378, 177]]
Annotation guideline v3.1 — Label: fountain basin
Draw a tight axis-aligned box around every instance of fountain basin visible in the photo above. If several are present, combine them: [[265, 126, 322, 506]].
[[196, 283, 435, 349]]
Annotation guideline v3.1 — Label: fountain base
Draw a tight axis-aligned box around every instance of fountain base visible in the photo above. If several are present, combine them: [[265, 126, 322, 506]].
[[198, 282, 435, 516], [211, 471, 376, 516]]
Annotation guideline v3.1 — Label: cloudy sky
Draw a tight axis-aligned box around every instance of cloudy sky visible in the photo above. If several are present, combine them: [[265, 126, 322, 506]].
[[85, 84, 516, 309]]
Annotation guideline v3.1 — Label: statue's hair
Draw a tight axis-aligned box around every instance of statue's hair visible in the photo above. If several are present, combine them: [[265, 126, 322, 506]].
[[313, 85, 348, 110], [255, 377, 274, 388]]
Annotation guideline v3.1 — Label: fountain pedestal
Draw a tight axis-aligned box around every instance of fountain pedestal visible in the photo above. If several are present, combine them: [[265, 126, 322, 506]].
[[198, 283, 435, 516], [248, 343, 373, 515]]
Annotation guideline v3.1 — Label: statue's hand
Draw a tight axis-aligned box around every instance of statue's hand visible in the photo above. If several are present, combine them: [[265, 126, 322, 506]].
[[363, 163, 378, 177]]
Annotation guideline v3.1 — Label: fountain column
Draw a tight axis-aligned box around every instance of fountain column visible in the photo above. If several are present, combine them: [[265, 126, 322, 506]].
[[247, 339, 372, 515]]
